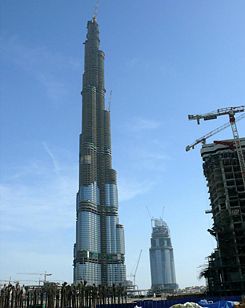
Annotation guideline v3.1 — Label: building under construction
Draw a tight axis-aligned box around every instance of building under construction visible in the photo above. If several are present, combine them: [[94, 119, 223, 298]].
[[201, 138, 245, 295], [149, 218, 178, 293], [73, 17, 126, 286]]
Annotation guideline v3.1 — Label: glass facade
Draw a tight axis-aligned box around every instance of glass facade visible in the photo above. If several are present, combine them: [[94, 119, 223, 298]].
[[74, 17, 126, 286], [149, 219, 178, 292], [77, 211, 101, 252], [75, 263, 101, 286], [78, 181, 100, 205], [105, 184, 118, 207], [116, 225, 125, 254], [106, 216, 117, 253], [107, 264, 126, 285]]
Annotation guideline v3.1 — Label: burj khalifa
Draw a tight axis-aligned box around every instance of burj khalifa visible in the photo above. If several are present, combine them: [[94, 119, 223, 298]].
[[73, 17, 126, 286]]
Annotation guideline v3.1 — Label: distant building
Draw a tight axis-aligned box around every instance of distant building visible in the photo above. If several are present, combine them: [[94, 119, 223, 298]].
[[73, 17, 126, 286], [149, 218, 178, 293], [201, 139, 245, 295]]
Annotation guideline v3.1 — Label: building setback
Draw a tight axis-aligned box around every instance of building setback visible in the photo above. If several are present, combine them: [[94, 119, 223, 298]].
[[149, 218, 178, 293], [201, 139, 245, 295], [73, 17, 126, 286]]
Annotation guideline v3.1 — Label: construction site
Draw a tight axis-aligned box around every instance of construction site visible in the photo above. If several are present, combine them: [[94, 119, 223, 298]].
[[2, 0, 245, 305], [186, 106, 245, 295]]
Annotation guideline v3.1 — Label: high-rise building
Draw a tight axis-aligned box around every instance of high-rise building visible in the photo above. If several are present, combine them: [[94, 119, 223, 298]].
[[73, 17, 126, 286], [201, 139, 245, 295], [149, 218, 178, 293]]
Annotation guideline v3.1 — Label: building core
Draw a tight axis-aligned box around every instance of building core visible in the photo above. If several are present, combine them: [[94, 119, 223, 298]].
[[149, 218, 178, 293], [73, 17, 126, 286], [201, 139, 245, 295]]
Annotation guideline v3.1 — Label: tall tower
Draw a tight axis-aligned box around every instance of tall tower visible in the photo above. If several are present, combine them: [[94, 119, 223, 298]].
[[201, 139, 245, 295], [73, 17, 126, 286], [149, 218, 178, 293]]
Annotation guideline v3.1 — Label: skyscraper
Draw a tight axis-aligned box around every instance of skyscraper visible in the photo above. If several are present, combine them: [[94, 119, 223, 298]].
[[73, 17, 126, 286], [201, 139, 245, 295], [149, 218, 178, 293]]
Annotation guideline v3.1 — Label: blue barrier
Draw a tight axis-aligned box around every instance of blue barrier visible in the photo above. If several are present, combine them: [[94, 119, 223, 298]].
[[96, 296, 241, 308]]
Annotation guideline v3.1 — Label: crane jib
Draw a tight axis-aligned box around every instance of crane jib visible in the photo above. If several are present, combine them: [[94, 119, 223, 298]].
[[186, 105, 245, 190]]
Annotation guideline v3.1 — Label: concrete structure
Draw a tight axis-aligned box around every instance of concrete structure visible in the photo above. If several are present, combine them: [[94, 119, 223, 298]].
[[73, 17, 126, 286], [201, 139, 245, 295], [149, 218, 178, 293]]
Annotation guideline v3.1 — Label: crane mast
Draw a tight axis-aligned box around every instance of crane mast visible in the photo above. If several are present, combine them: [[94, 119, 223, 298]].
[[17, 272, 52, 283], [133, 249, 142, 287], [229, 112, 245, 190], [188, 106, 245, 190]]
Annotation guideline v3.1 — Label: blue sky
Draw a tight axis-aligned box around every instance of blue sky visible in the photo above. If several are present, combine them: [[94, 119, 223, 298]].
[[0, 0, 245, 289]]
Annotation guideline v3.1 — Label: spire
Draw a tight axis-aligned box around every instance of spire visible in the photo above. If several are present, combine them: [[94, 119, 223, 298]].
[[86, 17, 99, 44], [83, 17, 100, 89]]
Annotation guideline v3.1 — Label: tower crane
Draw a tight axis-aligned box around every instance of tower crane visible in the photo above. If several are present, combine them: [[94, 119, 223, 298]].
[[129, 249, 142, 289], [188, 106, 245, 190], [17, 272, 52, 283], [186, 113, 245, 151]]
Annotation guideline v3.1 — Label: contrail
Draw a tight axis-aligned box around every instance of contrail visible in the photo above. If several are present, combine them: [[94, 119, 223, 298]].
[[42, 141, 60, 173]]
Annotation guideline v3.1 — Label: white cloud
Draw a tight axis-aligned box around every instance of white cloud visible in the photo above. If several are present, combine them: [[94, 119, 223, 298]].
[[0, 146, 77, 283], [0, 34, 80, 103], [132, 149, 169, 172], [0, 158, 77, 234], [42, 141, 60, 173], [38, 73, 68, 102], [118, 178, 154, 202], [125, 57, 140, 68], [124, 57, 150, 71], [127, 117, 161, 132]]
